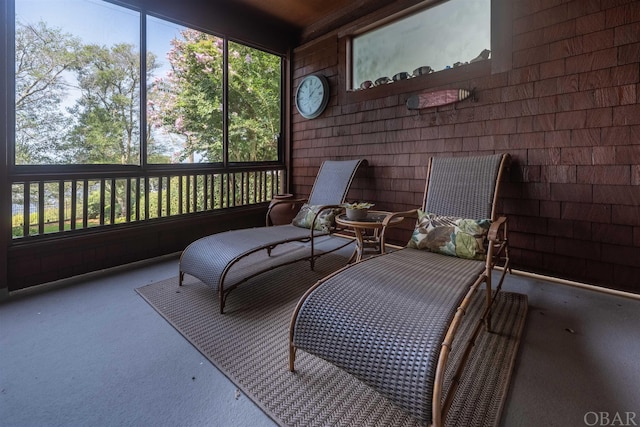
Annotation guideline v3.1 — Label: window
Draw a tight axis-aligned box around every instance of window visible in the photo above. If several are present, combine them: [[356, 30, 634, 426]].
[[351, 0, 491, 90], [10, 0, 285, 239], [14, 0, 283, 166], [15, 0, 140, 165]]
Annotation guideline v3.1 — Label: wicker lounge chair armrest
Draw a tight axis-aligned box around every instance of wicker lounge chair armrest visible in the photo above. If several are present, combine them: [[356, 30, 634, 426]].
[[379, 209, 420, 252], [488, 216, 507, 242], [487, 216, 509, 270], [381, 209, 419, 227]]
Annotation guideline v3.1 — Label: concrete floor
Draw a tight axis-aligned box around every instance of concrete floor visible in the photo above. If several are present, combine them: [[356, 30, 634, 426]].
[[1, 253, 639, 426]]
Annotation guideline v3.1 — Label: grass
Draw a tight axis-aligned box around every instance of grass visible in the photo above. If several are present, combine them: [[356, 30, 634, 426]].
[[12, 218, 111, 238]]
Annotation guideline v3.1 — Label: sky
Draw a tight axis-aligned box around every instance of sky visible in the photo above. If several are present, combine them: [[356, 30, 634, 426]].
[[15, 0, 184, 76], [15, 0, 191, 162]]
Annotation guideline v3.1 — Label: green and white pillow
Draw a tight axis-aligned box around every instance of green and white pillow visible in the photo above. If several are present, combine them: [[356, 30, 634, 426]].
[[292, 204, 341, 231], [407, 210, 491, 260]]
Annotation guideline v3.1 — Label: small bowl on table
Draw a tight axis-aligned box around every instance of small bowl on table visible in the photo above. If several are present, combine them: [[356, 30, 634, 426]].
[[342, 202, 375, 221], [346, 208, 369, 221]]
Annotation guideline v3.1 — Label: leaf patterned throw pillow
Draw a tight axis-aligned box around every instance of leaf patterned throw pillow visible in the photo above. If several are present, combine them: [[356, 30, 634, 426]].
[[407, 210, 491, 260], [292, 203, 341, 231]]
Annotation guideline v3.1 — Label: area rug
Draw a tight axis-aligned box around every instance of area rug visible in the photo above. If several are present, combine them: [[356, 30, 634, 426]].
[[136, 252, 527, 426]]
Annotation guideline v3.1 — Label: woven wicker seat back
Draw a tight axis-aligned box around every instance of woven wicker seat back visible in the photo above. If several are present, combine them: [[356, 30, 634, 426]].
[[179, 159, 366, 313], [424, 154, 502, 220], [307, 160, 364, 206]]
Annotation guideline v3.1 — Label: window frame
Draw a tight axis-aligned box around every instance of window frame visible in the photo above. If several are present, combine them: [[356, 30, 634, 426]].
[[337, 0, 511, 105], [9, 0, 286, 175]]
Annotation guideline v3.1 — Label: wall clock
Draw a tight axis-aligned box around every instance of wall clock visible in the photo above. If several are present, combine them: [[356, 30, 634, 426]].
[[295, 74, 330, 119]]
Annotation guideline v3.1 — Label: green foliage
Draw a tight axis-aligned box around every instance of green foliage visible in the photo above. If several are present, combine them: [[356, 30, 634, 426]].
[[86, 190, 102, 220], [227, 41, 280, 162], [148, 31, 224, 162], [14, 21, 82, 164], [67, 42, 159, 165], [16, 18, 281, 167], [342, 202, 375, 209], [12, 15, 283, 238], [148, 31, 281, 163]]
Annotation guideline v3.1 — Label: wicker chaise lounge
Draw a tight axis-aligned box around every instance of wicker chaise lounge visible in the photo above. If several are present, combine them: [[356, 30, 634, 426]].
[[179, 159, 366, 313], [289, 153, 510, 426]]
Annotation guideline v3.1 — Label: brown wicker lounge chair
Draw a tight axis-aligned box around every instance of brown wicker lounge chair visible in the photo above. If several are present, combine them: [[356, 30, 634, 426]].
[[179, 159, 366, 313], [289, 153, 510, 426]]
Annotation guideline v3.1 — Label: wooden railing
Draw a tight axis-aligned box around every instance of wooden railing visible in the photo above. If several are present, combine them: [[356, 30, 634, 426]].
[[10, 166, 284, 239]]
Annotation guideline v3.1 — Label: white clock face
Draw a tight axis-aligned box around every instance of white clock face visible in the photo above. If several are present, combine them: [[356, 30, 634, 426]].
[[296, 75, 329, 119]]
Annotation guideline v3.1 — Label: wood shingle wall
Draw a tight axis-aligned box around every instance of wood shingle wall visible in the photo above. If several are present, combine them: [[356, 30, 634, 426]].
[[290, 0, 640, 293]]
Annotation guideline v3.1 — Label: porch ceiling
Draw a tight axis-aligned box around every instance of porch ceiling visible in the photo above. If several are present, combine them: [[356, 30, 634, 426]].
[[233, 0, 394, 43]]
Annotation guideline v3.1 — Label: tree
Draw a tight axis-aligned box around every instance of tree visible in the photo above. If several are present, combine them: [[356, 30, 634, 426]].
[[228, 41, 281, 162], [67, 43, 160, 165], [14, 21, 82, 164], [148, 29, 281, 163], [148, 29, 224, 163], [12, 14, 281, 238]]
